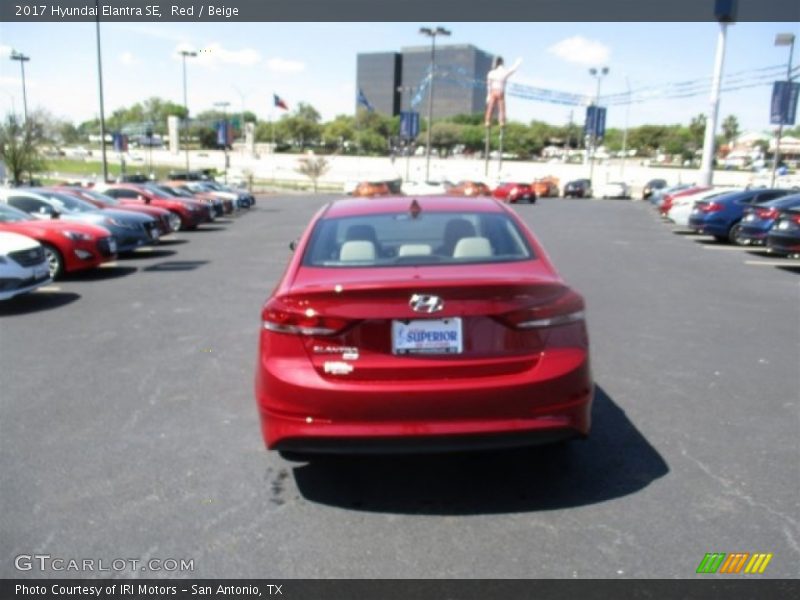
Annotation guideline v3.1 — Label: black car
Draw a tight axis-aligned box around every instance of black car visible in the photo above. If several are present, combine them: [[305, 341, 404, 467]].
[[642, 178, 668, 199], [766, 207, 800, 256], [563, 179, 593, 198]]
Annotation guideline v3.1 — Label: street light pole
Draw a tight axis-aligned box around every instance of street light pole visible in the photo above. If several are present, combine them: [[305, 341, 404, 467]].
[[180, 49, 197, 174], [771, 33, 796, 188], [587, 66, 609, 191], [95, 1, 108, 183], [419, 26, 450, 181], [9, 51, 30, 123]]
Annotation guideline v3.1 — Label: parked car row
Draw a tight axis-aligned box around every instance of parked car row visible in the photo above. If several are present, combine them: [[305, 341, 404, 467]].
[[356, 176, 632, 202], [0, 180, 256, 300], [650, 182, 800, 256]]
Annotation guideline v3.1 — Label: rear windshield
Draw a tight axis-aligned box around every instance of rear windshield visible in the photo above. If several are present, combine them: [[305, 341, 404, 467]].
[[303, 211, 534, 267]]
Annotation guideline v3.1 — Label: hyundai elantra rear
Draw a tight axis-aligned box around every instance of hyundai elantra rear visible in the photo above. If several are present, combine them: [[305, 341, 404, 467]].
[[255, 196, 592, 455]]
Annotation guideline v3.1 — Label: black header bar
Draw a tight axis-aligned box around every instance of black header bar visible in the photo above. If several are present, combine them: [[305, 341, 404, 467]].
[[1, 0, 798, 22]]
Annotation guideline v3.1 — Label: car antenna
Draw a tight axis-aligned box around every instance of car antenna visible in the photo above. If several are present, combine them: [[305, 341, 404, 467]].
[[409, 198, 421, 219]]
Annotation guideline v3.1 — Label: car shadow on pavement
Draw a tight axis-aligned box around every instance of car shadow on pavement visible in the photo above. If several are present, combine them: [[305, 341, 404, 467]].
[[143, 260, 209, 272], [776, 265, 800, 274], [0, 291, 80, 316], [157, 239, 189, 246], [62, 266, 138, 281], [290, 385, 669, 515], [118, 249, 177, 260]]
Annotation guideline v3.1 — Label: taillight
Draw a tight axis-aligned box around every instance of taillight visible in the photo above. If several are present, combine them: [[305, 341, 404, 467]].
[[262, 298, 351, 336], [498, 288, 585, 329], [755, 207, 779, 220], [792, 214, 800, 225], [699, 202, 723, 213]]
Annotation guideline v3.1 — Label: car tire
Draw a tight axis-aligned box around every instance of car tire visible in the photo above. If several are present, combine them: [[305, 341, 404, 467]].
[[728, 222, 743, 245], [42, 243, 64, 279]]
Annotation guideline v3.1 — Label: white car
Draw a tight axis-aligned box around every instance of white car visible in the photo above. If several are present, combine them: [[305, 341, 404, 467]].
[[598, 181, 631, 199], [401, 180, 451, 195], [0, 231, 52, 301], [667, 188, 742, 227]]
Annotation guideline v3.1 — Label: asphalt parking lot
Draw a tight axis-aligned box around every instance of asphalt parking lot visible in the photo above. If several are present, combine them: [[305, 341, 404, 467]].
[[1, 195, 798, 579]]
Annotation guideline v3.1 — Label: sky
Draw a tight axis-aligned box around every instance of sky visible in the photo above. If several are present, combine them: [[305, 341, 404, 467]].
[[0, 21, 797, 134]]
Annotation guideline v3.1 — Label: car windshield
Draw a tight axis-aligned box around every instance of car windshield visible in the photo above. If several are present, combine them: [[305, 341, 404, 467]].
[[0, 204, 34, 222], [38, 191, 96, 213], [303, 211, 534, 268]]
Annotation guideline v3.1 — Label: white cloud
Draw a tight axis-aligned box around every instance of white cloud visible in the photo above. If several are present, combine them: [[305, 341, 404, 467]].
[[174, 42, 261, 68], [267, 58, 305, 74], [548, 36, 611, 66], [120, 52, 140, 66]]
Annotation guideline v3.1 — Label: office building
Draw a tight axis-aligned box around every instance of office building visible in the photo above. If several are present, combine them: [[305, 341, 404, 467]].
[[355, 44, 494, 119]]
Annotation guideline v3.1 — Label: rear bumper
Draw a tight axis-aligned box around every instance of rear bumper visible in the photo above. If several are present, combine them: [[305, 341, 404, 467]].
[[767, 232, 800, 254], [255, 346, 593, 453]]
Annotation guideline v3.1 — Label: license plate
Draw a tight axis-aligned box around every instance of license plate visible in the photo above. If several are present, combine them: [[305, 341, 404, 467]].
[[743, 214, 756, 222], [108, 239, 117, 253], [777, 220, 791, 230], [151, 228, 160, 240], [392, 318, 463, 355]]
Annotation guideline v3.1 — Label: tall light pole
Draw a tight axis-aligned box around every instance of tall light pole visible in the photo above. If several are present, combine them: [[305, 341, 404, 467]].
[[587, 66, 609, 189], [180, 49, 197, 174], [699, 22, 729, 186], [771, 32, 796, 188], [419, 26, 450, 181], [9, 50, 30, 123], [95, 0, 108, 183]]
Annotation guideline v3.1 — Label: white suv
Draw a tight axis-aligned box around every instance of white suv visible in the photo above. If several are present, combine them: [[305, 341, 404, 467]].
[[0, 232, 52, 301]]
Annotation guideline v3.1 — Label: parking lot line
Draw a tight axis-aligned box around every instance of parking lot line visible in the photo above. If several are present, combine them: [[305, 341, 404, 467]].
[[100, 262, 119, 267], [701, 245, 754, 251], [38, 286, 62, 292], [743, 260, 800, 266]]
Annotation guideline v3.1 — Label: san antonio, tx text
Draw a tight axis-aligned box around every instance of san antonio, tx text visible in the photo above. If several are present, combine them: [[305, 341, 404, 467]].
[[16, 584, 279, 596]]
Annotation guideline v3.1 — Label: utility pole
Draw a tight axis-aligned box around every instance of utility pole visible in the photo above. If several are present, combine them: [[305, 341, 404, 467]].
[[9, 50, 30, 123], [94, 0, 108, 183], [587, 67, 609, 190], [770, 33, 796, 187]]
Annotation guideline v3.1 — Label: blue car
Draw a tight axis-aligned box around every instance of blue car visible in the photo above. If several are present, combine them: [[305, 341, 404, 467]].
[[738, 193, 800, 245], [688, 188, 792, 243], [767, 207, 800, 256]]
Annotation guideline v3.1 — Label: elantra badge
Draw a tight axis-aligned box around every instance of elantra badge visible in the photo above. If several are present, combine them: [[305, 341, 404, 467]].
[[409, 294, 444, 313]]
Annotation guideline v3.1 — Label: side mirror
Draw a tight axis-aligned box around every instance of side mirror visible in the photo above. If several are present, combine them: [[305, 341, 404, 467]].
[[289, 240, 297, 252]]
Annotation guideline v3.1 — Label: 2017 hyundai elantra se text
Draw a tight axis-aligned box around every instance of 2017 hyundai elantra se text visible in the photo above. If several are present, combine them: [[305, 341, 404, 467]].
[[255, 196, 593, 457]]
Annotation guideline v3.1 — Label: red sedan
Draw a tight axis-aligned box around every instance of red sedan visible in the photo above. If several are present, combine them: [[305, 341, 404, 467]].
[[0, 203, 116, 279], [97, 184, 209, 230], [57, 186, 178, 235], [492, 182, 536, 204], [255, 196, 593, 456]]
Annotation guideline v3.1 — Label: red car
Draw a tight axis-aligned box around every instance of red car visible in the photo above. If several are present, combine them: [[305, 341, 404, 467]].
[[492, 182, 536, 204], [255, 196, 593, 457], [0, 203, 116, 278], [97, 184, 210, 230], [56, 186, 178, 236], [660, 186, 711, 217]]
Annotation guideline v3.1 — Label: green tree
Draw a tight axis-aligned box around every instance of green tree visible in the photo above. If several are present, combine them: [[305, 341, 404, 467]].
[[721, 115, 740, 146], [689, 114, 707, 148], [0, 114, 48, 184], [429, 122, 461, 157], [322, 115, 356, 151]]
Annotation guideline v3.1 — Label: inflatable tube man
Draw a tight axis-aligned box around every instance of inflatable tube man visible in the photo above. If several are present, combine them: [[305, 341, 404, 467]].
[[484, 56, 522, 127]]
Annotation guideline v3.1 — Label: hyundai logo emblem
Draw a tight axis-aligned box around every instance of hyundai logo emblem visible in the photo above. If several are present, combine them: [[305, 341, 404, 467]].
[[409, 294, 444, 313]]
